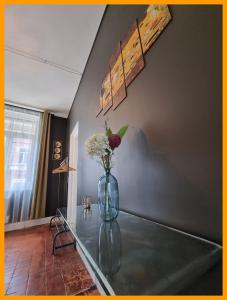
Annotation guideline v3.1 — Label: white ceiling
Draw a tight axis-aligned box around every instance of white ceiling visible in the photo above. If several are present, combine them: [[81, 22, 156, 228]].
[[4, 5, 106, 117]]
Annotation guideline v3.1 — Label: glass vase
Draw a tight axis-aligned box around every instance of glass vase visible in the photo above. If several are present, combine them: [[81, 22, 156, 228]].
[[98, 171, 119, 221], [98, 221, 121, 278]]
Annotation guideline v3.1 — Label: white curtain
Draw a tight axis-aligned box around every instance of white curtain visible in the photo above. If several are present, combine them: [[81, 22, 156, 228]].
[[4, 104, 42, 224]]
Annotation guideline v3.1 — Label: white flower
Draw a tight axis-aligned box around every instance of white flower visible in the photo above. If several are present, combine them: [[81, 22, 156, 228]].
[[85, 133, 110, 158]]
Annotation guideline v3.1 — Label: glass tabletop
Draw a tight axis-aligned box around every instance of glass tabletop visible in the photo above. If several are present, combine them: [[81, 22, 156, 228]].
[[57, 205, 221, 295]]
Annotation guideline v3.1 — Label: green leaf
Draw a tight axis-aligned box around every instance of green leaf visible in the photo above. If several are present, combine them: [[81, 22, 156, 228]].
[[106, 127, 112, 137], [118, 125, 128, 139]]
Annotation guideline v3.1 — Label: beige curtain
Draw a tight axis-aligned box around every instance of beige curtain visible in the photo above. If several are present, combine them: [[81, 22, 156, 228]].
[[30, 111, 51, 219]]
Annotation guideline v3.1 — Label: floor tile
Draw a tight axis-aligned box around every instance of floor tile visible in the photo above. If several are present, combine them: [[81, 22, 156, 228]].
[[5, 224, 100, 296], [46, 272, 65, 295], [9, 274, 28, 288], [27, 275, 47, 295], [65, 276, 94, 295], [13, 266, 30, 278], [6, 284, 27, 296]]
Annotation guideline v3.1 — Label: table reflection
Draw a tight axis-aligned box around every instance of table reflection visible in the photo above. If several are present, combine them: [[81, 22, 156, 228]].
[[60, 205, 222, 295], [82, 206, 92, 220], [98, 221, 121, 279]]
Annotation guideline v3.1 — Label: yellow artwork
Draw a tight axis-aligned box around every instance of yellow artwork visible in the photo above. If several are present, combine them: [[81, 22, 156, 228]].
[[110, 43, 126, 110], [96, 95, 103, 117], [101, 71, 113, 115], [121, 21, 145, 87], [139, 5, 171, 54], [96, 5, 172, 117]]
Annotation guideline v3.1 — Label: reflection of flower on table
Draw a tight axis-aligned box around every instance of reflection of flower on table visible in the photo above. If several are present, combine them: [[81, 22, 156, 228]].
[[98, 221, 121, 279]]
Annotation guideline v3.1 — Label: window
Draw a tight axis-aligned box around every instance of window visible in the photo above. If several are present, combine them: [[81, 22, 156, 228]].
[[4, 105, 42, 223], [19, 148, 29, 164]]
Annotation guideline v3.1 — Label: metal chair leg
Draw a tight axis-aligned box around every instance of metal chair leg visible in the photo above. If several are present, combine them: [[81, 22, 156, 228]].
[[51, 209, 76, 255], [52, 230, 65, 255], [52, 230, 76, 255]]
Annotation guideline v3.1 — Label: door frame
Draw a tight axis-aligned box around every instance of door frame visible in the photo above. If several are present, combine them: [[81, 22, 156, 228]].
[[67, 122, 79, 223]]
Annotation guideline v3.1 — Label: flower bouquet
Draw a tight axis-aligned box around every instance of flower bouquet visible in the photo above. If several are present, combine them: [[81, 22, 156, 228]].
[[85, 122, 128, 221]]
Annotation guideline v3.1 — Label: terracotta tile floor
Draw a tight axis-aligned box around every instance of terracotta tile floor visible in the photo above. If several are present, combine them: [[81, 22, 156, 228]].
[[4, 224, 100, 296]]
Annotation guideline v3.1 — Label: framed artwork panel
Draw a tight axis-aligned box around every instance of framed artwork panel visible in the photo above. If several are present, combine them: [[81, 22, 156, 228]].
[[139, 5, 172, 54], [96, 95, 103, 118], [121, 21, 145, 87], [101, 71, 113, 115], [110, 43, 127, 110]]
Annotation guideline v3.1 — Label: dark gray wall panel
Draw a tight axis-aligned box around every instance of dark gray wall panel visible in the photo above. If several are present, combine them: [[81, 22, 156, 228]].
[[46, 115, 67, 216], [67, 5, 222, 242]]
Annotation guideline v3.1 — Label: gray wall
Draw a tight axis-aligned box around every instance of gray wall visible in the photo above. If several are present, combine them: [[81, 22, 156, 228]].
[[67, 5, 222, 243]]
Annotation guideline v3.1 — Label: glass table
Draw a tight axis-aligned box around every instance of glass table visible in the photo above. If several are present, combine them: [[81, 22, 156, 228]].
[[57, 205, 222, 295]]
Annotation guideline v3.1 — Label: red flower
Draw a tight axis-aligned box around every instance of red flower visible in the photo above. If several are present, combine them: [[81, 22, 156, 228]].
[[108, 134, 121, 150]]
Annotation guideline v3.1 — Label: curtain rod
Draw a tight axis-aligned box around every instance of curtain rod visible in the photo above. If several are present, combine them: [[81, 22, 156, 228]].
[[4, 100, 68, 118], [4, 100, 44, 113]]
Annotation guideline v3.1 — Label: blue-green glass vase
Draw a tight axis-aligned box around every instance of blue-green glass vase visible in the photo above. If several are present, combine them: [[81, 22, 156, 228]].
[[98, 171, 119, 221], [98, 221, 121, 278]]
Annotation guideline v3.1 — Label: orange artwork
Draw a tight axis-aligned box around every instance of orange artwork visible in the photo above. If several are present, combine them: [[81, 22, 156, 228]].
[[139, 5, 171, 54], [110, 43, 127, 110], [121, 21, 145, 87], [96, 5, 172, 117], [101, 71, 113, 115], [96, 95, 103, 118]]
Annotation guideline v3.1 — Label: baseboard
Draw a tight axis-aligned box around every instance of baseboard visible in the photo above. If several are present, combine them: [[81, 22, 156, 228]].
[[4, 216, 53, 232]]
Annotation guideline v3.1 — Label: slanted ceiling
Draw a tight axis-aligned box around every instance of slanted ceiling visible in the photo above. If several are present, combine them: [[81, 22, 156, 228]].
[[4, 5, 106, 117]]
